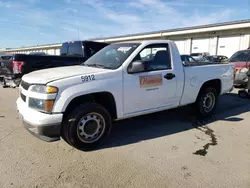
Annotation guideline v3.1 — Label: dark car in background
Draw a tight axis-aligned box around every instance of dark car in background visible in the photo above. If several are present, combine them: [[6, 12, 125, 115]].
[[204, 55, 228, 63], [189, 53, 228, 63], [0, 40, 109, 87], [228, 49, 250, 87], [180, 54, 197, 62], [190, 52, 210, 59]]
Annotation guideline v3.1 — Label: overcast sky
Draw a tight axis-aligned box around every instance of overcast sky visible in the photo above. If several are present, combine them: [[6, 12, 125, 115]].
[[0, 0, 249, 48]]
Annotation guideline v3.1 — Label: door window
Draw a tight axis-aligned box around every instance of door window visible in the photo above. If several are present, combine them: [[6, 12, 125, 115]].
[[134, 44, 172, 71]]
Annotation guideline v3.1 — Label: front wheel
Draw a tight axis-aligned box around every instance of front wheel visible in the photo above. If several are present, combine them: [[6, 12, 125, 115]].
[[196, 87, 218, 117], [61, 103, 112, 151]]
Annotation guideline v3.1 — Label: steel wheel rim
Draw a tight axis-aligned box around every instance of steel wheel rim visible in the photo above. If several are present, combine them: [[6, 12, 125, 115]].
[[77, 112, 106, 143], [203, 92, 215, 113]]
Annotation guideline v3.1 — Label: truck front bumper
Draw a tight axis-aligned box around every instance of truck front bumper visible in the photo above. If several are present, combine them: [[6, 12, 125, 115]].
[[16, 97, 63, 142]]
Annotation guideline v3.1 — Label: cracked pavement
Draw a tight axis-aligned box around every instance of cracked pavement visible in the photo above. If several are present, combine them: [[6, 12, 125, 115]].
[[0, 87, 250, 188]]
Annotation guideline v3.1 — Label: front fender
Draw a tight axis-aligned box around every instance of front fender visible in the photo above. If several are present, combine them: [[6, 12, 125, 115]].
[[51, 72, 123, 118]]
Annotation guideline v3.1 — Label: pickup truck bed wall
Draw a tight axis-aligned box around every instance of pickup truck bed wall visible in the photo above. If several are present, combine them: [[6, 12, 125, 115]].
[[181, 63, 234, 105]]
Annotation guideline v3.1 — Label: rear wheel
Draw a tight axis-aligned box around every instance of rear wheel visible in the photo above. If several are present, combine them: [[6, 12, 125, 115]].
[[196, 87, 218, 117], [61, 103, 112, 151]]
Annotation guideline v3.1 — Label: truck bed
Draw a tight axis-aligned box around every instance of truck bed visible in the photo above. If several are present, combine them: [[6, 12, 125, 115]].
[[180, 62, 234, 106]]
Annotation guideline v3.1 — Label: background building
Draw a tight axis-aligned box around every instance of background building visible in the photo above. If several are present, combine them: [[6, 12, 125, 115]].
[[1, 19, 250, 58]]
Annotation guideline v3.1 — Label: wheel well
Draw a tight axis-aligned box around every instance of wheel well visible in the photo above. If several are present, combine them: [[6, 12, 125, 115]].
[[63, 92, 117, 120], [199, 79, 221, 96]]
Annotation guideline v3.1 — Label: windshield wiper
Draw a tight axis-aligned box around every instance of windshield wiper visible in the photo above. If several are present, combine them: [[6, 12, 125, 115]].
[[83, 63, 111, 69]]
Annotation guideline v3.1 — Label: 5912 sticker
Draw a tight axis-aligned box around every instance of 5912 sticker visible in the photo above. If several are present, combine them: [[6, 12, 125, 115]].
[[81, 74, 95, 82]]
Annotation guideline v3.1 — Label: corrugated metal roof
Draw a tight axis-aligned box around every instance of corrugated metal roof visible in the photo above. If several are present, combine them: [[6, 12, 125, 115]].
[[90, 19, 250, 40], [3, 19, 250, 51]]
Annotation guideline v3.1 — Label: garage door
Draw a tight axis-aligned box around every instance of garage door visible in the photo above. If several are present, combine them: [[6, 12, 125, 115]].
[[191, 38, 210, 53], [47, 49, 55, 55], [55, 49, 60, 55], [217, 36, 240, 58], [174, 40, 185, 54]]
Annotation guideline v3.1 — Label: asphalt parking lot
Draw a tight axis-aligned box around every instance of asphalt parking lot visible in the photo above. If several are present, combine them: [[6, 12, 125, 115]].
[[0, 87, 250, 188]]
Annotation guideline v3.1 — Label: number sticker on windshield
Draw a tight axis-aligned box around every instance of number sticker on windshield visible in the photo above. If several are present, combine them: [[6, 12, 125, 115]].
[[81, 75, 95, 82]]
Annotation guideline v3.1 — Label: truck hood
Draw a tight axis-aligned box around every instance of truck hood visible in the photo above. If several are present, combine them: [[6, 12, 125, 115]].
[[22, 65, 107, 84]]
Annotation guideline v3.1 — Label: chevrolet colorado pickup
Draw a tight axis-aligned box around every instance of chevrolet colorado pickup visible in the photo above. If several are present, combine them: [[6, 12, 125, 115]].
[[16, 40, 235, 150], [0, 40, 109, 87]]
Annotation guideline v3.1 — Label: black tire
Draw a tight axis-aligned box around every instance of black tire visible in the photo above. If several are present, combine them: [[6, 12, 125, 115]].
[[61, 103, 112, 151], [2, 78, 8, 88], [196, 87, 218, 117], [14, 78, 21, 87], [238, 90, 247, 98]]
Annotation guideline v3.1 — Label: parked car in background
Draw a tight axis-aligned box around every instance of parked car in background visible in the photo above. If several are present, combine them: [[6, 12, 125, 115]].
[[190, 52, 210, 60], [204, 55, 228, 63], [181, 54, 228, 66], [229, 49, 250, 87], [180, 54, 197, 62], [0, 40, 109, 87], [17, 40, 234, 150]]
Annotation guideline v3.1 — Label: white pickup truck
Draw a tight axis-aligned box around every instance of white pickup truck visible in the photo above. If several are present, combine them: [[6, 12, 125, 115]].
[[16, 40, 234, 150]]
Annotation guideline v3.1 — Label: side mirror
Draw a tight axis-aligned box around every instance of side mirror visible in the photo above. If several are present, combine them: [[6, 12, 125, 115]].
[[128, 61, 146, 73]]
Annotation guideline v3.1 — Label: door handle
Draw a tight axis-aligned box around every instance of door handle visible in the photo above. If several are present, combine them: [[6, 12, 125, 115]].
[[164, 73, 175, 80]]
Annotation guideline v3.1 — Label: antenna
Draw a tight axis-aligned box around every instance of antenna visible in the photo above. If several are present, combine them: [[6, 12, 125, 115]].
[[78, 27, 80, 40], [76, 20, 80, 40]]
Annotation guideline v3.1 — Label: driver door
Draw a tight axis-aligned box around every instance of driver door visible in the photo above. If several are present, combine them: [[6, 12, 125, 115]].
[[123, 43, 178, 117]]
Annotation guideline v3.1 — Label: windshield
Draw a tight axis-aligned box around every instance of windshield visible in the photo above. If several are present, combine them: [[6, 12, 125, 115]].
[[82, 43, 140, 69], [229, 50, 250, 62]]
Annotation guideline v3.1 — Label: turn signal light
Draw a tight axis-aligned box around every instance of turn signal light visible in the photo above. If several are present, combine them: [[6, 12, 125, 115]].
[[44, 100, 55, 113], [46, 86, 58, 93]]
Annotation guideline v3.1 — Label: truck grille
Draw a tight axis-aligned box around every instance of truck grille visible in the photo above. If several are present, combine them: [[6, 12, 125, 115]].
[[20, 80, 30, 90], [21, 93, 26, 102]]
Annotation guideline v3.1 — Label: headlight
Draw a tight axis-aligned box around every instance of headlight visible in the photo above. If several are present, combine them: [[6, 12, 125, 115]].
[[29, 98, 55, 113], [239, 68, 249, 73], [29, 85, 58, 113], [30, 85, 58, 94]]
